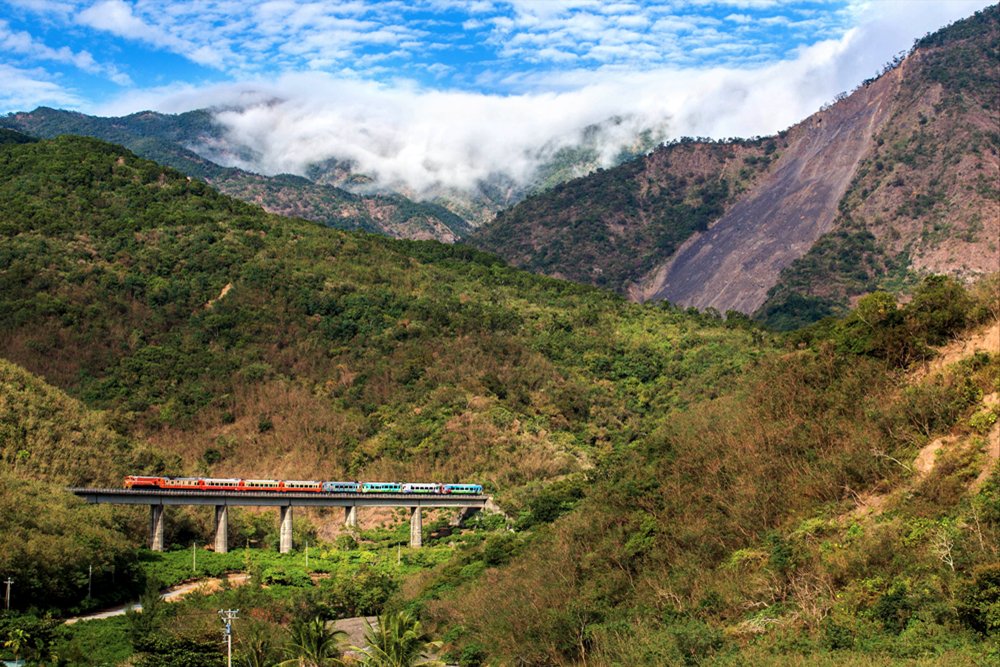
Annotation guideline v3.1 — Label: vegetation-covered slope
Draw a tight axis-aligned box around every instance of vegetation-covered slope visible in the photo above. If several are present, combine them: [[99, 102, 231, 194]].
[[757, 4, 1000, 331], [467, 136, 780, 295], [0, 357, 150, 488], [0, 130, 763, 491], [0, 125, 997, 666], [0, 357, 153, 612], [424, 281, 999, 665], [0, 127, 766, 620], [1, 108, 472, 241]]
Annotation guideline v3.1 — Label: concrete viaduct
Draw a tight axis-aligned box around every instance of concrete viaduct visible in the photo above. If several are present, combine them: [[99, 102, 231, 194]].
[[68, 488, 489, 554]]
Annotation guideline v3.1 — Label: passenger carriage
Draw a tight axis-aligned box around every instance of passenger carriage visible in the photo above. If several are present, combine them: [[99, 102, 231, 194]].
[[124, 477, 481, 495], [281, 480, 323, 492], [240, 479, 283, 492], [401, 483, 442, 494], [323, 481, 362, 493], [443, 484, 483, 494], [362, 482, 403, 493]]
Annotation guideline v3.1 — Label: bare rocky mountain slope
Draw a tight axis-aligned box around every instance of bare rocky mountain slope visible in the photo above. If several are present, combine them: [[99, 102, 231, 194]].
[[638, 70, 899, 313], [469, 5, 999, 322], [467, 135, 781, 295], [755, 6, 999, 329]]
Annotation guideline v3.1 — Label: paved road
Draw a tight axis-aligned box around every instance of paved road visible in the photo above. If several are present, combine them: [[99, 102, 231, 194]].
[[64, 574, 249, 624]]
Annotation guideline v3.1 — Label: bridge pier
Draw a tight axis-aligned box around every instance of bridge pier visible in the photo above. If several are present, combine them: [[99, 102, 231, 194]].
[[150, 505, 164, 552], [450, 506, 481, 527], [279, 505, 293, 553], [69, 489, 488, 555], [214, 505, 228, 553], [410, 507, 422, 548]]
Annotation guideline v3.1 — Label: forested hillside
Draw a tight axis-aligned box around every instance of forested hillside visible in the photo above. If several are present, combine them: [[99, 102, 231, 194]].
[[0, 128, 764, 498], [0, 126, 997, 665], [467, 136, 780, 294], [2, 108, 472, 241], [0, 126, 763, 618]]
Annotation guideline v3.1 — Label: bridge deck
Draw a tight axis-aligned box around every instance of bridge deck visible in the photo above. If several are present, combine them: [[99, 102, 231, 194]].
[[68, 488, 489, 508]]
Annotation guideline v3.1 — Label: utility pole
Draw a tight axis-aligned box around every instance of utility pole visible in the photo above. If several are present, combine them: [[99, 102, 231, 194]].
[[4, 577, 12, 609], [193, 542, 197, 572], [219, 609, 239, 667], [305, 540, 309, 570], [88, 564, 92, 598]]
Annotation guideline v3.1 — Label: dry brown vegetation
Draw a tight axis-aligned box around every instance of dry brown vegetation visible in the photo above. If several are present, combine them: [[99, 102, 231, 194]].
[[424, 287, 1000, 664]]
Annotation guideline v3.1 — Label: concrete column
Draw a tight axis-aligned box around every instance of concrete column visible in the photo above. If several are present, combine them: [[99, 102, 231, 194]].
[[450, 506, 480, 527], [279, 505, 293, 553], [150, 505, 164, 552], [409, 507, 423, 549], [344, 505, 358, 528], [214, 505, 228, 554]]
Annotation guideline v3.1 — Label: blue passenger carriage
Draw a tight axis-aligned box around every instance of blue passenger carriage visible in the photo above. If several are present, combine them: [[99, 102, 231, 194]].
[[362, 482, 403, 493], [443, 483, 483, 495], [323, 481, 362, 493]]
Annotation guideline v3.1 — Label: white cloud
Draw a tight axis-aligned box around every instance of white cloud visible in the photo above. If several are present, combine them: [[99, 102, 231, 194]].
[[536, 46, 579, 62], [74, 0, 238, 68], [0, 62, 84, 110], [0, 19, 132, 84], [7, 0, 994, 205], [425, 62, 453, 76]]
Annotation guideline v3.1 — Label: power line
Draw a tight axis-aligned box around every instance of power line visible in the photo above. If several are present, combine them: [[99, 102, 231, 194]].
[[219, 609, 239, 667]]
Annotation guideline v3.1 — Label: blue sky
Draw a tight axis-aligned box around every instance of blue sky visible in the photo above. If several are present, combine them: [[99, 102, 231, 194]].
[[1, 1, 993, 192]]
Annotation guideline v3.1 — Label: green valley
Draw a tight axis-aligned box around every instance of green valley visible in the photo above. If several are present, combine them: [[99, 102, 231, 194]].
[[0, 120, 997, 666]]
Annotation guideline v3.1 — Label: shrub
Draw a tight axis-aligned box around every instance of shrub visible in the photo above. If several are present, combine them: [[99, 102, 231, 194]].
[[871, 583, 914, 634], [668, 618, 724, 666], [459, 642, 488, 667], [482, 533, 521, 567], [261, 566, 310, 587], [956, 563, 1000, 637]]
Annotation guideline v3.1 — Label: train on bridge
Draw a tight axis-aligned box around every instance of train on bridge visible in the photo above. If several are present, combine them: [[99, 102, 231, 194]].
[[124, 476, 483, 495]]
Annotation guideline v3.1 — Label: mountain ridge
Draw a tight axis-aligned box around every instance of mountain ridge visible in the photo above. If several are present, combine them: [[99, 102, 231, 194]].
[[1, 107, 473, 241]]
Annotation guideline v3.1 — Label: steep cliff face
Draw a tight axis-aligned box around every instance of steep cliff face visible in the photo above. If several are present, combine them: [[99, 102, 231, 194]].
[[756, 6, 999, 329], [639, 70, 900, 313]]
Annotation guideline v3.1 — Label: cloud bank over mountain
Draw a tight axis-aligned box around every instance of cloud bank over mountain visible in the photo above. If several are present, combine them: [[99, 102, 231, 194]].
[[132, 0, 984, 198], [5, 1, 990, 198]]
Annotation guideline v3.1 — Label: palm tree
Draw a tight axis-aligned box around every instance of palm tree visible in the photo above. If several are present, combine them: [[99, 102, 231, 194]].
[[353, 611, 443, 667], [276, 617, 348, 667], [238, 621, 283, 667], [4, 628, 28, 665]]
